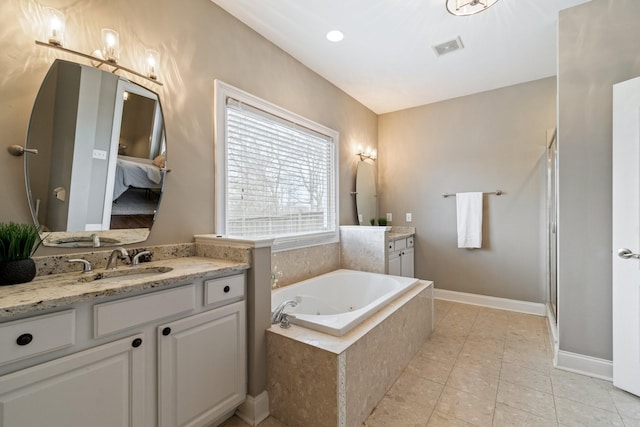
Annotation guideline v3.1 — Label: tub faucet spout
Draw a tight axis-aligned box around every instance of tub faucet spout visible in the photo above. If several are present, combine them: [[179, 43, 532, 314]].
[[271, 299, 298, 324]]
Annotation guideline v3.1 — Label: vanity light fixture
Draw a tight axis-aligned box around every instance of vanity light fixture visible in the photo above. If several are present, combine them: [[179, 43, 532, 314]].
[[356, 145, 377, 161], [35, 28, 163, 85], [326, 30, 344, 42], [446, 0, 500, 16], [101, 28, 120, 64], [145, 49, 159, 80], [43, 7, 65, 46]]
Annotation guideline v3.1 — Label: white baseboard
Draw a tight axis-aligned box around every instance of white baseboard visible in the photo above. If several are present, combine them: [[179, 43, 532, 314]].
[[556, 350, 613, 381], [236, 391, 270, 427], [434, 288, 546, 316]]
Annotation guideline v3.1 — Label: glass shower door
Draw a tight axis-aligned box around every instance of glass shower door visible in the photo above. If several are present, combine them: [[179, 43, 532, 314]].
[[547, 130, 558, 322]]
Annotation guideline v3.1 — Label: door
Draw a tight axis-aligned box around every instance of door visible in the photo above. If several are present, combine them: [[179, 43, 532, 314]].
[[0, 334, 145, 426], [612, 76, 640, 396], [401, 248, 415, 278], [388, 251, 401, 276], [157, 301, 246, 427]]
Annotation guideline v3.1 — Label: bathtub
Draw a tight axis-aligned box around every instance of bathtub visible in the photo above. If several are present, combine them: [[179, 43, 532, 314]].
[[271, 269, 419, 336]]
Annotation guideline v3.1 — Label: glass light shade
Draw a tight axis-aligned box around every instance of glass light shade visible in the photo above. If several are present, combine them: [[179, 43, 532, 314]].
[[145, 49, 159, 80], [44, 7, 65, 46], [101, 28, 120, 63], [446, 0, 500, 16]]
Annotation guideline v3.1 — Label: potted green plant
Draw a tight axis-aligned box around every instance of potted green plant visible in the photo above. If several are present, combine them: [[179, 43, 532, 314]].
[[378, 217, 388, 226], [0, 222, 42, 285], [369, 218, 376, 226]]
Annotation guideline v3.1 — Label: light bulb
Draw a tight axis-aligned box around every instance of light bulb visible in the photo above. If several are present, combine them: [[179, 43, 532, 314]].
[[44, 7, 65, 46], [145, 49, 159, 80], [101, 29, 120, 63]]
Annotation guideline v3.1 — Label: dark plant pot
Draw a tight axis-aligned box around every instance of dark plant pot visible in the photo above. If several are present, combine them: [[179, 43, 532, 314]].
[[0, 259, 37, 285]]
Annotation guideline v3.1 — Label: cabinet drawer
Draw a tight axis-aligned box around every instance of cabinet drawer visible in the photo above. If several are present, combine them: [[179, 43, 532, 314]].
[[204, 274, 244, 308], [0, 310, 75, 366], [407, 236, 414, 248], [393, 238, 407, 251], [94, 285, 196, 338]]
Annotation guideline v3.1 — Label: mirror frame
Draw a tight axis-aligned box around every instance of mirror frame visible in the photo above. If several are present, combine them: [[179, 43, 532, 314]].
[[355, 160, 377, 225], [24, 59, 167, 248]]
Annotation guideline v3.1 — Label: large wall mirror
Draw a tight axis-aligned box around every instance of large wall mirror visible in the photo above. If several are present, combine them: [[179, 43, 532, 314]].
[[355, 161, 377, 225], [25, 59, 168, 248]]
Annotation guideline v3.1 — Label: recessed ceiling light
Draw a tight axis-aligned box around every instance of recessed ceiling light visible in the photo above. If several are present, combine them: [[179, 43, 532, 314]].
[[326, 30, 344, 42]]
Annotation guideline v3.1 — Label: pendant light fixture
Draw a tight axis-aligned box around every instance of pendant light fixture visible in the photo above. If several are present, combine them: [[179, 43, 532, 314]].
[[446, 0, 500, 16]]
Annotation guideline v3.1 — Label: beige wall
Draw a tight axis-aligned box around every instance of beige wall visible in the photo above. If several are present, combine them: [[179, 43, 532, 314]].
[[558, 0, 640, 361], [378, 77, 556, 303], [0, 0, 374, 254]]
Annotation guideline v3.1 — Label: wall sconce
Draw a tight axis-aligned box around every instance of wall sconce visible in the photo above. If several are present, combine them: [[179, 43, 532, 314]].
[[356, 145, 377, 161], [43, 7, 65, 47], [145, 49, 159, 80], [101, 28, 120, 64]]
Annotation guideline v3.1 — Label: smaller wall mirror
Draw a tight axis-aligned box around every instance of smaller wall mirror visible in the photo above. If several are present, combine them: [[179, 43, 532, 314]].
[[25, 59, 167, 248], [355, 161, 377, 225]]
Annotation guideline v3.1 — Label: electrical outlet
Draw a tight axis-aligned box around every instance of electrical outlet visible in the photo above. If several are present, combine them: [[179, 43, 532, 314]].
[[386, 213, 392, 222], [406, 213, 412, 222], [92, 149, 107, 160], [358, 214, 363, 223]]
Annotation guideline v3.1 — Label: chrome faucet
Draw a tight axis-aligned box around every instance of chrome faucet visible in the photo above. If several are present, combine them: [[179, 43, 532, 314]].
[[132, 251, 151, 266], [271, 299, 298, 324], [68, 258, 92, 273], [106, 247, 129, 270]]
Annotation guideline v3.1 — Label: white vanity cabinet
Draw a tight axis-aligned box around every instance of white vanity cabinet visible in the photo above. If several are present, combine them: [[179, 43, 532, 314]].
[[388, 235, 414, 277], [158, 276, 246, 427], [0, 333, 145, 427], [0, 272, 247, 427]]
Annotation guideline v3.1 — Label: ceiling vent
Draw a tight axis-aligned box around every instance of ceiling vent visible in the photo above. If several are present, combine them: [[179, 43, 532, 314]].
[[433, 37, 464, 57]]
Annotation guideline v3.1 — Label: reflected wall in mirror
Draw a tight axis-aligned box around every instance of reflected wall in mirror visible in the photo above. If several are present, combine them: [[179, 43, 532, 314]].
[[355, 161, 377, 225], [25, 59, 167, 248]]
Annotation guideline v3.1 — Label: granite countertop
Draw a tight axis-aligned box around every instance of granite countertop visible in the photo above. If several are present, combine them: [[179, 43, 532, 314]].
[[388, 232, 414, 240], [388, 226, 416, 241], [0, 257, 249, 319]]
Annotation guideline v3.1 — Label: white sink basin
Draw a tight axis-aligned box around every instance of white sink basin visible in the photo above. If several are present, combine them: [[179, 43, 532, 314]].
[[78, 266, 173, 284]]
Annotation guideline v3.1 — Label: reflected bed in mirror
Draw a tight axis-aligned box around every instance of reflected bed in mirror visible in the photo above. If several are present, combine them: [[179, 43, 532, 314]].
[[355, 161, 377, 225], [25, 59, 168, 248]]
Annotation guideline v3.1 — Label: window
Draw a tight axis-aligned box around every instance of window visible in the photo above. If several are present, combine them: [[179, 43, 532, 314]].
[[215, 81, 339, 250]]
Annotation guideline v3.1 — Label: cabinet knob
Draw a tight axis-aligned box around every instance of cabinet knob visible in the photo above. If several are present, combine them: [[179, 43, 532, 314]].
[[223, 285, 230, 293], [16, 333, 33, 346], [131, 338, 143, 348], [162, 327, 171, 336]]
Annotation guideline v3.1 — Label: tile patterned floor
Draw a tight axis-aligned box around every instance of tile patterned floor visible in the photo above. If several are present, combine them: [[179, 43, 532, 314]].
[[221, 300, 640, 427]]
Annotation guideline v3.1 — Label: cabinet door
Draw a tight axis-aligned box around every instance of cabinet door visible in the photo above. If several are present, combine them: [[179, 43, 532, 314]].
[[0, 334, 145, 427], [158, 301, 246, 427], [401, 248, 415, 278], [388, 251, 401, 276]]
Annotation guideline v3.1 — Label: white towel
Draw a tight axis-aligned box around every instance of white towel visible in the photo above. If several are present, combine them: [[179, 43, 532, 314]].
[[456, 192, 483, 248]]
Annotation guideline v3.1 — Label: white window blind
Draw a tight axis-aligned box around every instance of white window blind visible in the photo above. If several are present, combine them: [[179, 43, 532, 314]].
[[223, 97, 337, 242]]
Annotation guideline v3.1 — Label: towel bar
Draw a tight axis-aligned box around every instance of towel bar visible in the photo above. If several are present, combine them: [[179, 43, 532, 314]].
[[442, 190, 503, 198]]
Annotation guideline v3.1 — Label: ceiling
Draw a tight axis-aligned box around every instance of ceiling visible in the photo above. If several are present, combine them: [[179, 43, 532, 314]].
[[210, 0, 591, 114]]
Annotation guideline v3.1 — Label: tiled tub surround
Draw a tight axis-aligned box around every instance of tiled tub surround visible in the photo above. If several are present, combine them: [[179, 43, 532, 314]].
[[339, 226, 415, 274], [267, 281, 433, 427], [271, 243, 340, 288]]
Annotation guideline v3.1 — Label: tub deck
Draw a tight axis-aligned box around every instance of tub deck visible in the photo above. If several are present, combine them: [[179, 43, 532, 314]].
[[266, 280, 433, 427]]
